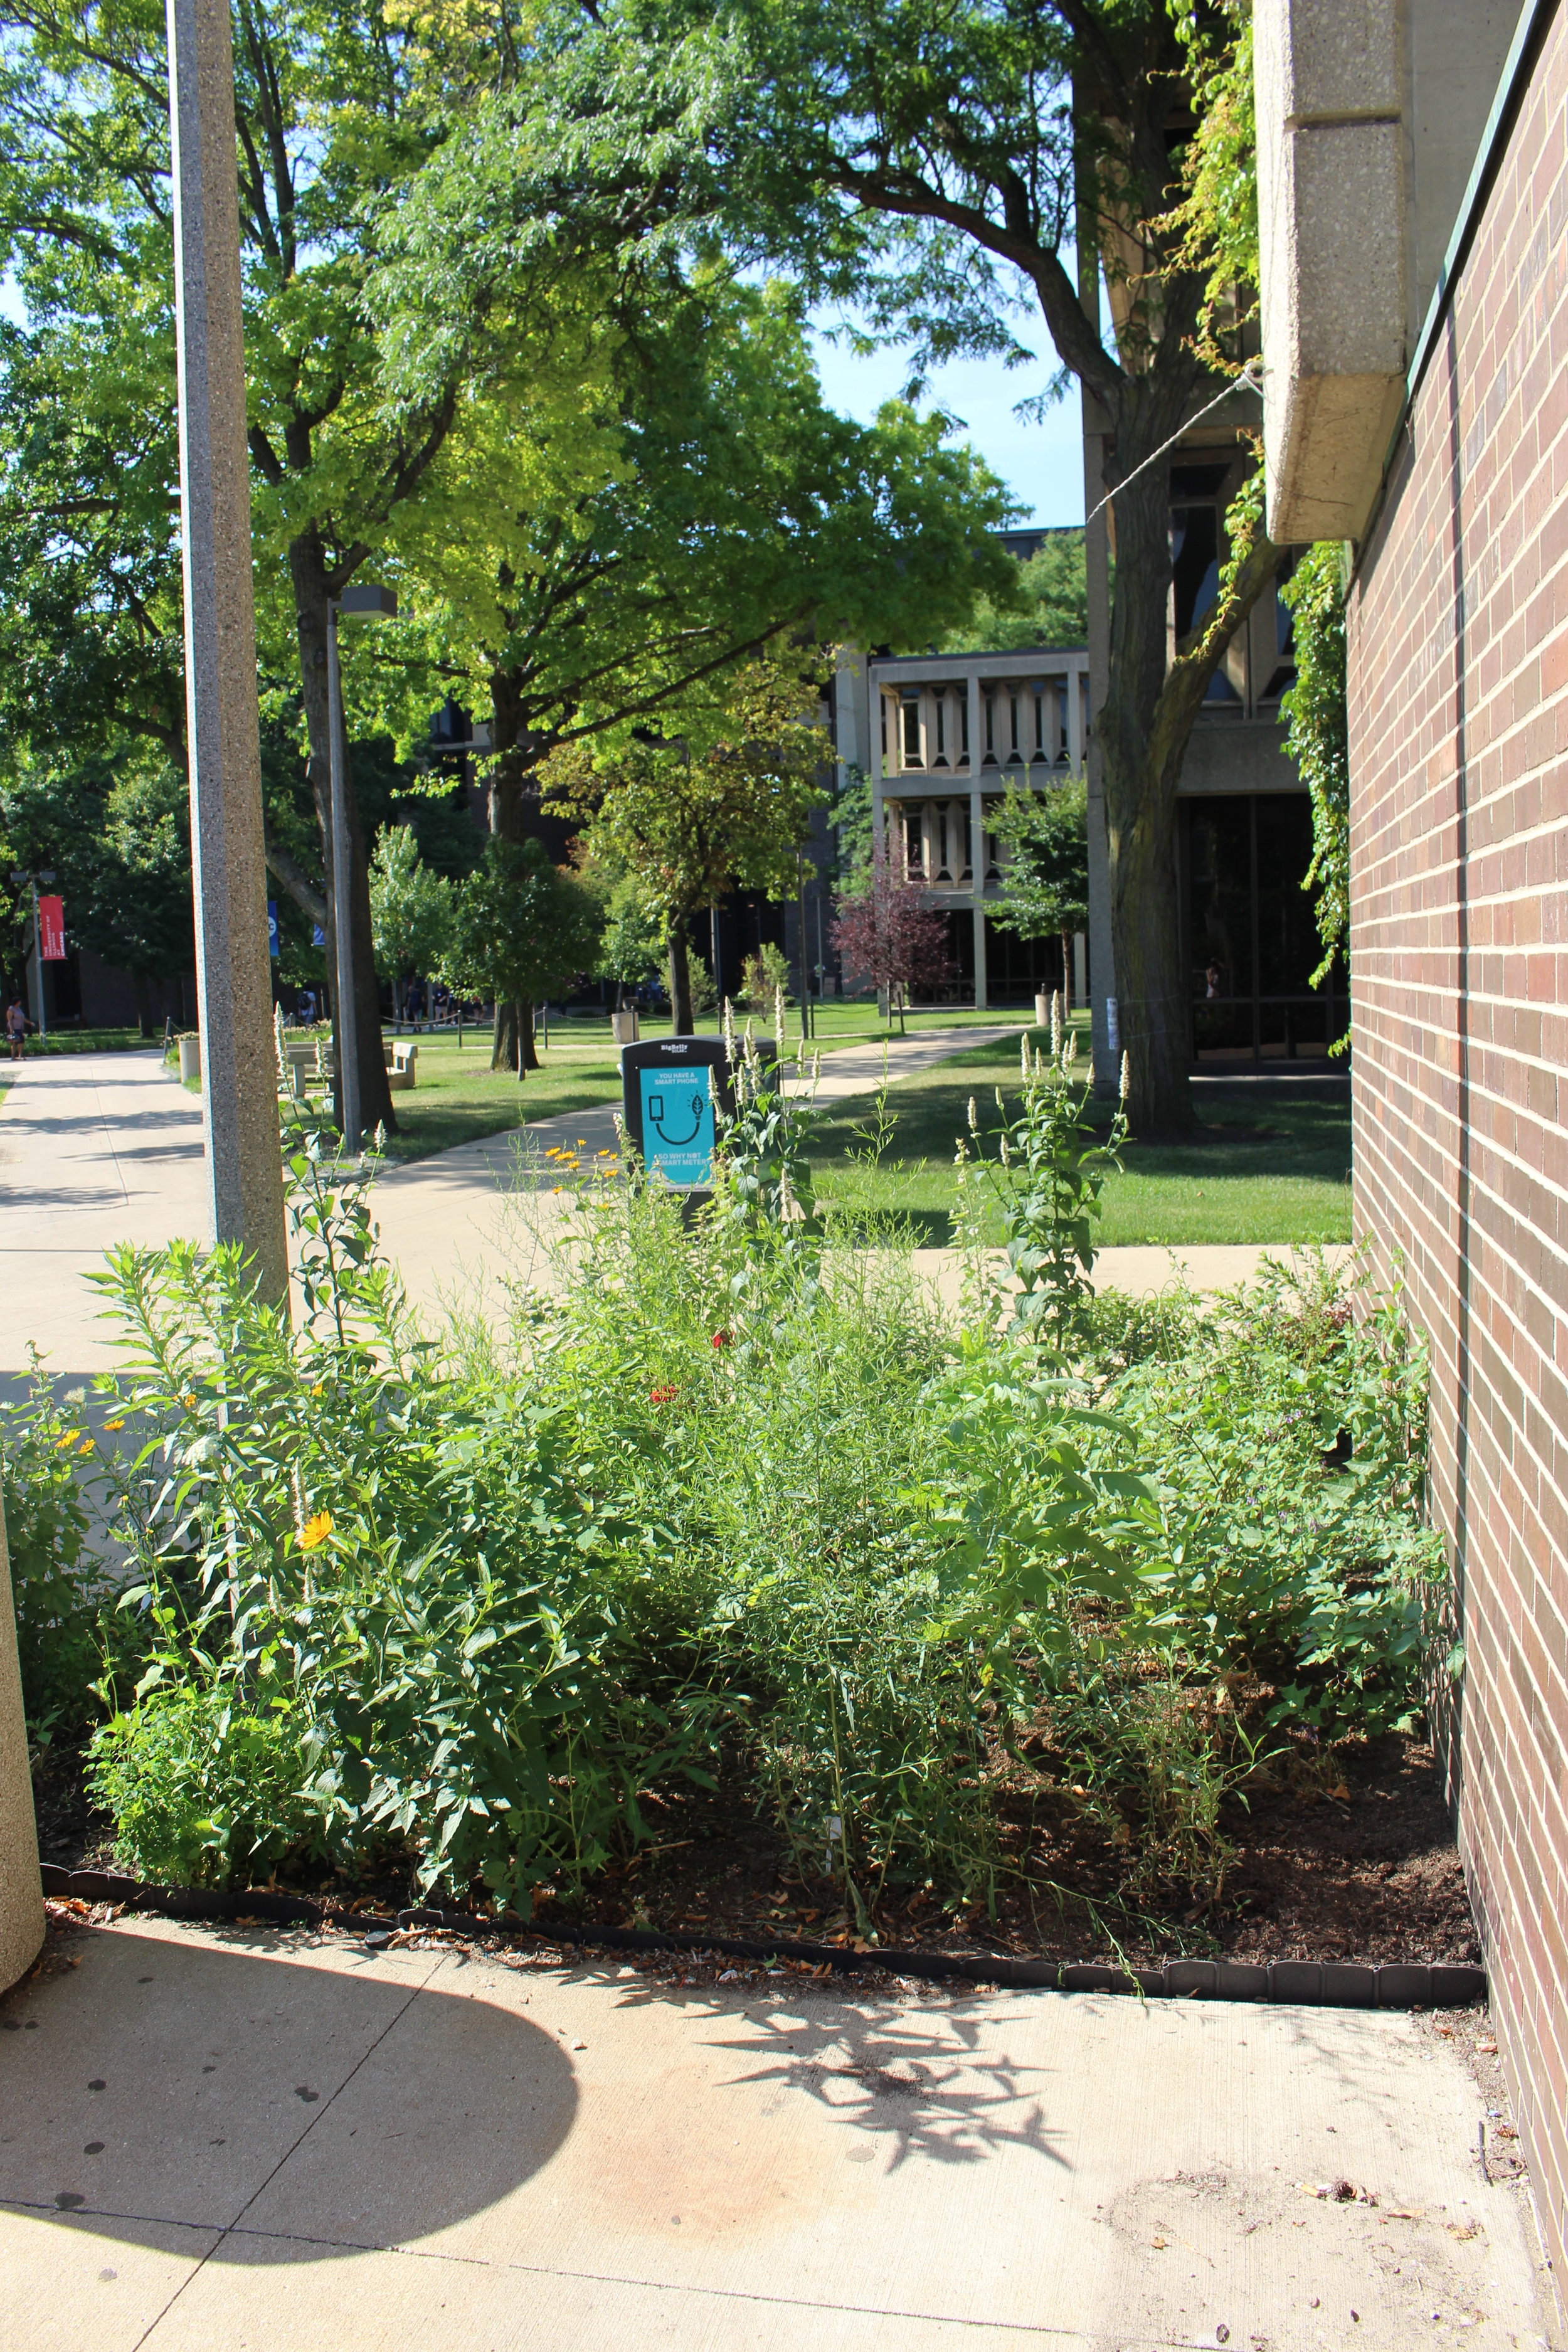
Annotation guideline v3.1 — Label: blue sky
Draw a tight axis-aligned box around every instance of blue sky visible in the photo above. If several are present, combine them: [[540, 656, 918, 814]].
[[807, 321, 1086, 529]]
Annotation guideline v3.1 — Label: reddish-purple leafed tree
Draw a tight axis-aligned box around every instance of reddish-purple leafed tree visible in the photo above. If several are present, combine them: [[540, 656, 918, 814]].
[[831, 838, 955, 1010]]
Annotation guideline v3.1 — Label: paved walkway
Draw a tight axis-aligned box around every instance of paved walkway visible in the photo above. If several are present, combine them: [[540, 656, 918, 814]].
[[1, 1912, 1553, 2351], [0, 1043, 1348, 1376]]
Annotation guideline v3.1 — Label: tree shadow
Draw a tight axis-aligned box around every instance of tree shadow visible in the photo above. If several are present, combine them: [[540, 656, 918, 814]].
[[0, 1927, 576, 2264], [610, 1979, 1067, 2176]]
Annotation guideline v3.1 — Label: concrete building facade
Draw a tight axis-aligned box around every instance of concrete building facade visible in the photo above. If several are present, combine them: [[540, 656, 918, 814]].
[[1257, 0, 1568, 2272]]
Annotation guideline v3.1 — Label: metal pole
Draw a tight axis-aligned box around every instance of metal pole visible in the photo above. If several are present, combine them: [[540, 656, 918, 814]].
[[31, 880, 45, 1043], [166, 0, 287, 1300], [326, 603, 359, 1152], [797, 853, 811, 1042]]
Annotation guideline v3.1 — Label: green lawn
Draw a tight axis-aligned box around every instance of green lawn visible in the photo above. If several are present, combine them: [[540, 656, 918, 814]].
[[299, 1026, 623, 1164], [332, 1007, 1027, 1164], [812, 1027, 1353, 1248], [21, 1026, 160, 1055], [277, 1013, 1352, 1246]]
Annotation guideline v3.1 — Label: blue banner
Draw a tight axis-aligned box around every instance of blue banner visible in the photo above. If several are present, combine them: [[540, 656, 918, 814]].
[[267, 901, 280, 958]]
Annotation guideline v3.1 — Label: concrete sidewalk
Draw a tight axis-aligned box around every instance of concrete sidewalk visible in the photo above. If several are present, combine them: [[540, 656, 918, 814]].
[[1, 1913, 1554, 2350]]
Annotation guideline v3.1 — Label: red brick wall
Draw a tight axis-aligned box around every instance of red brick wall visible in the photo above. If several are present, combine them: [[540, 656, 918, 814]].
[[1346, 2, 1568, 2270]]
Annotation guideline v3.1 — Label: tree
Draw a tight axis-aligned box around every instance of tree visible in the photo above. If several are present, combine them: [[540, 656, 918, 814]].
[[509, 0, 1279, 1130], [441, 837, 601, 1076], [942, 534, 1089, 655], [0, 0, 491, 1136], [541, 662, 829, 1034], [369, 825, 455, 1025], [988, 779, 1089, 1010], [832, 835, 955, 1028], [592, 878, 664, 1011], [1, 753, 195, 1033], [376, 267, 1019, 1066]]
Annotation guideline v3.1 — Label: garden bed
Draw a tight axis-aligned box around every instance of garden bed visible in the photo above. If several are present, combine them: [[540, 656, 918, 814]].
[[29, 1729, 1476, 1974]]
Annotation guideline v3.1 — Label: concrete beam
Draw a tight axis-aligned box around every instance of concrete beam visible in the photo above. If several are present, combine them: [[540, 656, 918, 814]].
[[1255, 0, 1407, 544]]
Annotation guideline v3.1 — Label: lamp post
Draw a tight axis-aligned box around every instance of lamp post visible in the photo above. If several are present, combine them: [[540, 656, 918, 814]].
[[326, 581, 397, 1152], [8, 869, 55, 1040], [166, 0, 287, 1301]]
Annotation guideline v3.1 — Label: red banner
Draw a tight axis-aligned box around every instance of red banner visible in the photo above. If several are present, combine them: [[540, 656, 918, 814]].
[[37, 894, 65, 960]]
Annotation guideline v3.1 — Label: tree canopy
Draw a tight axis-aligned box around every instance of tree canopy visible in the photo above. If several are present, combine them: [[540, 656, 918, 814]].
[[541, 662, 828, 1032]]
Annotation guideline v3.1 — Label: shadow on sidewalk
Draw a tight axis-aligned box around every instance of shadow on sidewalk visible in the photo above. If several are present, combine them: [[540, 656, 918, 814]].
[[0, 1926, 576, 2263]]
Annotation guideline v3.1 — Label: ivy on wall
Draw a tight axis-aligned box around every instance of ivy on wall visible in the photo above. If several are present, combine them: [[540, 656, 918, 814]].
[[1280, 543, 1350, 1049]]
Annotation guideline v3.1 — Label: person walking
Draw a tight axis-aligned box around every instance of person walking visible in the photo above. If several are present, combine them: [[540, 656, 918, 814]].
[[6, 995, 33, 1061]]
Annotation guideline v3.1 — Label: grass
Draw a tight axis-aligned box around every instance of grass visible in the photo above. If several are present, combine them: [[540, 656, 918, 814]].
[[289, 1007, 1026, 1166], [246, 1007, 1355, 1246], [812, 1025, 1353, 1248], [16, 1026, 163, 1056]]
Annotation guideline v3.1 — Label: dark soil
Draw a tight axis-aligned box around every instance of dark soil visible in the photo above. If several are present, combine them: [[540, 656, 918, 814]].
[[525, 1731, 1478, 1972], [33, 1729, 1477, 1973]]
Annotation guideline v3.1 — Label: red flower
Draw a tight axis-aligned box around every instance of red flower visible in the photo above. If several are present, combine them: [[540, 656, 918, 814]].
[[711, 1330, 731, 1349], [650, 1384, 678, 1406]]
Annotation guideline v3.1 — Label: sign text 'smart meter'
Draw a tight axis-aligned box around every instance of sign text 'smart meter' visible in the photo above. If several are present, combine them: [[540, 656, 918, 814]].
[[620, 1036, 738, 1191]]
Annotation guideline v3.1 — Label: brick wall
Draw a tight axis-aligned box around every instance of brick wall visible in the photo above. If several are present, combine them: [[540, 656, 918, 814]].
[[1346, 1, 1568, 2269]]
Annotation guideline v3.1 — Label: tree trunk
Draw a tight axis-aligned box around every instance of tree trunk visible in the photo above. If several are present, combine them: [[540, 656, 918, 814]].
[[288, 529, 397, 1139], [492, 998, 539, 1074], [1090, 425, 1279, 1136], [668, 919, 694, 1034], [132, 969, 155, 1040], [1059, 931, 1072, 1015]]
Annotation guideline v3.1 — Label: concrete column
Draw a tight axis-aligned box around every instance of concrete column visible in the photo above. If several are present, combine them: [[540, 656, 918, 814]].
[[0, 1502, 44, 1993], [970, 785, 988, 1009], [168, 0, 289, 1303]]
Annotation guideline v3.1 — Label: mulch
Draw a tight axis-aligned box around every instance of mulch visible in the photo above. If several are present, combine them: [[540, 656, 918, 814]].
[[31, 1730, 1478, 1976]]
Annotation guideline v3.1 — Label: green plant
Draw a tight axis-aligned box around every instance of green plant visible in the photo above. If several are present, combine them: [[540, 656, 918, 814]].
[[955, 1008, 1129, 1342], [735, 943, 792, 1010], [87, 1684, 327, 1888], [1281, 543, 1350, 1043], [84, 1143, 705, 1903], [0, 1360, 100, 1739], [715, 1009, 822, 1251]]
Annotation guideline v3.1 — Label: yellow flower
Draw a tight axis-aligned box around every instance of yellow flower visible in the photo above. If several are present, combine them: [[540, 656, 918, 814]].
[[103, 1419, 125, 1432], [311, 1381, 324, 1397], [77, 1437, 94, 1455], [300, 1511, 333, 1552], [55, 1431, 80, 1450]]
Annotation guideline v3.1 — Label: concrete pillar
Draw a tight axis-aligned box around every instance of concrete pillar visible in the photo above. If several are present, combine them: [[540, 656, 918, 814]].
[[168, 0, 289, 1303], [0, 1503, 44, 1994], [970, 783, 988, 1009]]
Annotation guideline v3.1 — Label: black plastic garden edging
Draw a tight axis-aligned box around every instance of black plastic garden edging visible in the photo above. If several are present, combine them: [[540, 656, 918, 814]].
[[37, 1863, 1486, 2011]]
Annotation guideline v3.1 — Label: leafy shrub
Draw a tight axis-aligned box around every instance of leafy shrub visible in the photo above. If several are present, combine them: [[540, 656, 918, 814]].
[[1, 1364, 102, 1739], [56, 1114, 1448, 1920], [83, 1132, 707, 1900], [87, 1685, 326, 1887], [734, 943, 792, 1009], [954, 1012, 1128, 1342]]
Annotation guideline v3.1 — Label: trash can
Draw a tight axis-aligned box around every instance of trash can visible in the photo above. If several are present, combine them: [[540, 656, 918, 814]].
[[611, 1009, 640, 1046], [178, 1032, 201, 1083], [1034, 992, 1052, 1030]]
